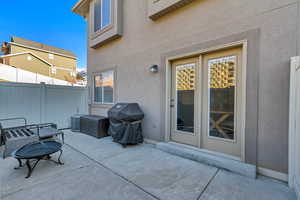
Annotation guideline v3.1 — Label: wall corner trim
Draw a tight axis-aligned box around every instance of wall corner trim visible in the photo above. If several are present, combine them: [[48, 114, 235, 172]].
[[258, 167, 288, 182]]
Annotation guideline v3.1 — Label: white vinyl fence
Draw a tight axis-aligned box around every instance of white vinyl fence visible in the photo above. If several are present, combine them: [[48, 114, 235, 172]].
[[289, 56, 300, 199], [0, 82, 88, 129], [0, 63, 79, 86]]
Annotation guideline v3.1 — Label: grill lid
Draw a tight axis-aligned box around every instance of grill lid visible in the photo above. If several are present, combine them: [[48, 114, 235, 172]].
[[108, 103, 144, 122]]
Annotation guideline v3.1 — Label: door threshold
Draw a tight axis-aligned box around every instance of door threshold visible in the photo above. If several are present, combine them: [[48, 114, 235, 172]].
[[169, 141, 241, 161], [156, 142, 256, 179]]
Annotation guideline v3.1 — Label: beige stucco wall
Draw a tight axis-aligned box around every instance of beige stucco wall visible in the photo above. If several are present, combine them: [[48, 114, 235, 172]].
[[86, 0, 300, 173], [55, 68, 75, 82], [7, 54, 51, 76]]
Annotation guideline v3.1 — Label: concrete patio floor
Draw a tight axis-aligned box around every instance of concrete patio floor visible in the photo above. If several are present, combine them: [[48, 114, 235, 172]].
[[0, 130, 297, 200]]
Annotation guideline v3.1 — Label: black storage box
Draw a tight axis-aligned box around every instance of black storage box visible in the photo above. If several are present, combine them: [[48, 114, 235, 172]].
[[71, 114, 86, 132], [108, 103, 144, 147], [80, 115, 109, 138]]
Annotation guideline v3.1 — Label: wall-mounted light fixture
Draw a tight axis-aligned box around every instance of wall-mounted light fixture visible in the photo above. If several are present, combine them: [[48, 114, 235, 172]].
[[150, 64, 159, 73]]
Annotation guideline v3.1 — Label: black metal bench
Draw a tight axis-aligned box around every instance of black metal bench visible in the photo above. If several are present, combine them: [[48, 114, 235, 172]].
[[0, 118, 64, 158]]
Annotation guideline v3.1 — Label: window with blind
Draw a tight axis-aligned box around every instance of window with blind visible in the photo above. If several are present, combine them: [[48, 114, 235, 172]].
[[94, 70, 114, 104], [94, 0, 111, 32]]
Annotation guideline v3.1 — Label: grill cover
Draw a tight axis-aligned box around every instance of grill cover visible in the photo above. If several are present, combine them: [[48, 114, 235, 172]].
[[108, 103, 144, 146], [108, 103, 144, 122]]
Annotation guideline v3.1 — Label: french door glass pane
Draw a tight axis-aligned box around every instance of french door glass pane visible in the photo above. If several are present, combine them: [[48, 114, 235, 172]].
[[176, 63, 195, 133], [208, 56, 236, 140]]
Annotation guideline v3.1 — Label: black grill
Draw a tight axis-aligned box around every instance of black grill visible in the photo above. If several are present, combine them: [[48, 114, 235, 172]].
[[108, 103, 144, 147]]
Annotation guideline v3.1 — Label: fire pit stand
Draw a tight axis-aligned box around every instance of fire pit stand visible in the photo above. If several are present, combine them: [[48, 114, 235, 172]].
[[12, 141, 64, 178]]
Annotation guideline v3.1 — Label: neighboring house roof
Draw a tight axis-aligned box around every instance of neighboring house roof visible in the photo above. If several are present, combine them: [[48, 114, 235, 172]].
[[9, 36, 76, 59], [0, 52, 53, 66]]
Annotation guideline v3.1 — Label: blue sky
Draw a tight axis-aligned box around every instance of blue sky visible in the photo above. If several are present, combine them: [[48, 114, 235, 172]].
[[0, 0, 87, 69]]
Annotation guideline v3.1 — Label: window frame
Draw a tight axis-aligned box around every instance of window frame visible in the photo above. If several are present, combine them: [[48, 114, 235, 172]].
[[49, 54, 54, 59], [51, 67, 57, 74], [94, 0, 112, 32], [92, 70, 115, 105], [88, 0, 123, 48], [148, 0, 195, 20], [91, 0, 114, 39]]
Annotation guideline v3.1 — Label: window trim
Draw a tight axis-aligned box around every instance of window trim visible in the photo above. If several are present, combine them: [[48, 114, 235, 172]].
[[91, 0, 115, 39], [92, 69, 115, 105], [51, 67, 57, 74], [148, 0, 195, 20], [88, 0, 123, 48], [94, 0, 112, 31], [49, 53, 54, 59]]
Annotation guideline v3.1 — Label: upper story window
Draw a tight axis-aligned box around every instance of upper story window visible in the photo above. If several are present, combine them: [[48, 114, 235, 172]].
[[49, 54, 54, 59], [94, 0, 111, 32], [73, 0, 123, 47], [87, 0, 122, 48], [94, 70, 114, 104], [70, 71, 76, 77], [51, 67, 57, 74]]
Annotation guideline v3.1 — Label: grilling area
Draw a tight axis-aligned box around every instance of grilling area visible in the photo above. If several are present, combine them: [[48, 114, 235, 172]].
[[0, 82, 297, 200], [0, 103, 144, 179]]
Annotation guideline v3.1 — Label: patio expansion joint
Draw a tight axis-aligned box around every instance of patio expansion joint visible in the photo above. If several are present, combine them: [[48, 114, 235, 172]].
[[1, 187, 26, 199], [1, 162, 92, 199], [196, 168, 220, 200], [65, 135, 136, 162], [65, 143, 163, 200]]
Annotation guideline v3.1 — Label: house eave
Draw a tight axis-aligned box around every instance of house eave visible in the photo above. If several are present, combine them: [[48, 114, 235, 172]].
[[0, 52, 53, 66], [8, 42, 77, 60], [72, 0, 90, 17]]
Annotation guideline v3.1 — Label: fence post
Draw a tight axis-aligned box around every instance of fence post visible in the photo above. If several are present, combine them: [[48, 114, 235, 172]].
[[16, 68, 18, 82], [40, 82, 46, 124]]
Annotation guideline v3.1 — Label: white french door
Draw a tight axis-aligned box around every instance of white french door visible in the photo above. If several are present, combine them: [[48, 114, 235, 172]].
[[170, 47, 244, 159], [170, 57, 200, 147]]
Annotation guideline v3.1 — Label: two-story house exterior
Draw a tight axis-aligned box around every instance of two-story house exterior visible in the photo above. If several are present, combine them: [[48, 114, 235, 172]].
[[72, 0, 300, 182], [0, 36, 77, 83]]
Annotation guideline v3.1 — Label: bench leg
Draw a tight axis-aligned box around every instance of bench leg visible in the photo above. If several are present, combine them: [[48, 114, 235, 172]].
[[14, 159, 23, 170]]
